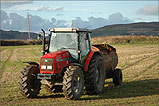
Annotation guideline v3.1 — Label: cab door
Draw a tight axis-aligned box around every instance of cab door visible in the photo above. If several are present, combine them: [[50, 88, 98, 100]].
[[79, 32, 90, 65]]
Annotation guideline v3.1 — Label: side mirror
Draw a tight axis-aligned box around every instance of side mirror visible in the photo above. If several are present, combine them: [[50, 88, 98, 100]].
[[38, 33, 41, 40]]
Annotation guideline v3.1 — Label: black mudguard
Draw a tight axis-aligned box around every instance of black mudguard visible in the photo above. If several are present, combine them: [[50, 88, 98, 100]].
[[69, 63, 84, 70], [23, 61, 39, 66]]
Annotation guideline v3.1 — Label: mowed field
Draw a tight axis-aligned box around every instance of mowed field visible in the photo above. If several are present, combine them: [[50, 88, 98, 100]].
[[0, 43, 159, 106]]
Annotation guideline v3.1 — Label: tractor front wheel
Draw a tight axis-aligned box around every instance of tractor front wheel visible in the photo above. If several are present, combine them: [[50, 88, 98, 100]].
[[113, 68, 122, 86], [19, 65, 41, 98], [63, 66, 84, 100]]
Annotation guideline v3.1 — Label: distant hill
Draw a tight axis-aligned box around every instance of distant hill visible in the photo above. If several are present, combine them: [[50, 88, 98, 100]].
[[0, 30, 38, 40], [92, 22, 159, 37], [1, 22, 158, 40]]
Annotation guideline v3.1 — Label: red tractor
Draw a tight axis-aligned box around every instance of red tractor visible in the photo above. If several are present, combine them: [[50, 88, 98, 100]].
[[19, 28, 122, 100]]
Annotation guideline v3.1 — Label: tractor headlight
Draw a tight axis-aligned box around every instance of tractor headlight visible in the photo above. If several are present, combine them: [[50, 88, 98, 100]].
[[47, 66, 52, 70], [41, 65, 46, 69], [41, 58, 53, 71]]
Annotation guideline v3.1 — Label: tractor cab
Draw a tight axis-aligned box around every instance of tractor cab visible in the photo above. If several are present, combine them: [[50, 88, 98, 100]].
[[42, 28, 92, 65]]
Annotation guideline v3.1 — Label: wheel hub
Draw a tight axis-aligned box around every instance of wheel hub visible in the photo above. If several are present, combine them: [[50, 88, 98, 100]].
[[73, 74, 81, 94], [95, 68, 99, 82]]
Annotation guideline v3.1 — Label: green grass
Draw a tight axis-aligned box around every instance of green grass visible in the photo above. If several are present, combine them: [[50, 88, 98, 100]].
[[0, 44, 159, 106]]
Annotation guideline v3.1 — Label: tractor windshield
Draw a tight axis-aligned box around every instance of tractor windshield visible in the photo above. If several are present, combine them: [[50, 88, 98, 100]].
[[49, 32, 78, 59]]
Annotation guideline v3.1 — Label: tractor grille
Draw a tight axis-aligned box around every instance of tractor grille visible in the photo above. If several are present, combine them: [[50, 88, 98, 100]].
[[41, 58, 53, 71]]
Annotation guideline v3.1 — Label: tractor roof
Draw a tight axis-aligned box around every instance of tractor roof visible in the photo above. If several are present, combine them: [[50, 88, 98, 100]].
[[49, 28, 91, 33]]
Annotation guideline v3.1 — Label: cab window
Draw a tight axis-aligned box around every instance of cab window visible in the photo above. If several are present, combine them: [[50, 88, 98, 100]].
[[79, 32, 90, 60]]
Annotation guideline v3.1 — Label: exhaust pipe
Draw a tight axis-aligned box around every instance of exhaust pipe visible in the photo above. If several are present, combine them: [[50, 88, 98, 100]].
[[41, 29, 45, 56]]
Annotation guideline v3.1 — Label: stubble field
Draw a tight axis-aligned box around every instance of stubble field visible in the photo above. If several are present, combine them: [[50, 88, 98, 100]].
[[0, 43, 159, 106]]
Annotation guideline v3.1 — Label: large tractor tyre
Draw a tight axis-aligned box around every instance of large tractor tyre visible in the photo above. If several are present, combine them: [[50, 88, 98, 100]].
[[45, 85, 63, 93], [113, 68, 122, 86], [19, 65, 41, 98], [62, 66, 84, 100], [84, 55, 105, 95]]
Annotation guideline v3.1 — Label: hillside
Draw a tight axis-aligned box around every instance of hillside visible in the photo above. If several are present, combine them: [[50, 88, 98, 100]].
[[0, 30, 38, 40], [0, 22, 158, 40], [92, 22, 159, 37]]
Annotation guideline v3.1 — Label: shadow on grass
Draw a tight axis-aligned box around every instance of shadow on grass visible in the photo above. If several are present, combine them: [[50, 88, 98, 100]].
[[37, 93, 64, 99], [80, 78, 158, 100], [36, 79, 158, 100]]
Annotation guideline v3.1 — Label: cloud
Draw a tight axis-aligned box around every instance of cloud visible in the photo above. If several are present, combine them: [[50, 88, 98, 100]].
[[1, 10, 133, 32], [9, 13, 27, 30], [1, 10, 9, 21], [1, 0, 33, 8], [37, 6, 53, 11], [37, 6, 64, 12], [74, 12, 133, 29], [0, 10, 10, 29], [137, 5, 158, 16], [87, 16, 108, 28], [74, 16, 107, 29], [91, 12, 102, 14], [108, 12, 133, 25], [54, 7, 64, 12], [8, 6, 64, 12], [0, 10, 69, 32], [74, 17, 89, 28]]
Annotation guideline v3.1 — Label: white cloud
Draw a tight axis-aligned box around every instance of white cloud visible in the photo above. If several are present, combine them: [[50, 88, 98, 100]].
[[1, 0, 33, 8], [91, 12, 102, 14], [74, 12, 133, 29], [1, 10, 133, 32], [37, 6, 54, 11], [54, 7, 64, 12], [37, 6, 64, 12], [7, 6, 38, 11], [7, 5, 64, 12], [108, 12, 133, 25], [137, 5, 158, 16], [0, 10, 69, 32]]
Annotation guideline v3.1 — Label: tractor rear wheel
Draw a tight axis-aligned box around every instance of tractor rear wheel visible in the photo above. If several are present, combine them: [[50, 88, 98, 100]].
[[19, 65, 41, 98], [113, 68, 122, 86], [84, 55, 105, 95], [63, 66, 84, 100]]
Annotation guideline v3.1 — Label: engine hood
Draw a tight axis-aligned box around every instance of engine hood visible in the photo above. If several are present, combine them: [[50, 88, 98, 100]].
[[41, 51, 70, 60], [40, 51, 70, 74]]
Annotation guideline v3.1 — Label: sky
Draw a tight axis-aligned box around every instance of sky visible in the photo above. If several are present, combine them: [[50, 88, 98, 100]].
[[1, 0, 159, 32]]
